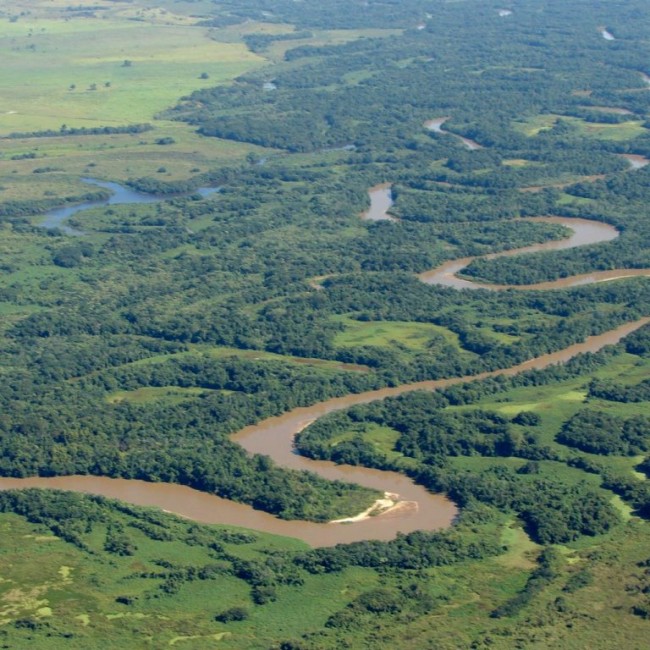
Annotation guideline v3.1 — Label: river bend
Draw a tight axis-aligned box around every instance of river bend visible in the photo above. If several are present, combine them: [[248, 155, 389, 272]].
[[0, 319, 647, 546], [419, 216, 649, 290]]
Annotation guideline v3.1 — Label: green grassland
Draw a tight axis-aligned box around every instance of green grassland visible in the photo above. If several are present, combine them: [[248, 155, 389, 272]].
[[1, 487, 648, 649], [0, 2, 272, 194], [563, 117, 648, 141], [105, 386, 219, 404], [0, 3, 400, 192], [0, 20, 263, 132], [332, 315, 467, 357], [0, 129, 269, 187], [513, 113, 647, 141], [0, 505, 316, 649], [512, 114, 562, 136]]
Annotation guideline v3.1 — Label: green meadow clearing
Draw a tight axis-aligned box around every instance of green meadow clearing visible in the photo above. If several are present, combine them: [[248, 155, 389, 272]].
[[512, 113, 647, 141], [0, 19, 264, 132], [332, 316, 466, 355]]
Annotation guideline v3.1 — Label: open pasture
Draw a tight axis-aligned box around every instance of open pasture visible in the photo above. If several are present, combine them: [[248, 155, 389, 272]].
[[0, 19, 264, 133], [332, 316, 464, 355]]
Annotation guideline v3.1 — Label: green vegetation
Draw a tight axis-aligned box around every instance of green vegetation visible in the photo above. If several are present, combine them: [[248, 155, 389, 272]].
[[0, 0, 649, 648], [0, 18, 263, 132], [331, 316, 466, 361]]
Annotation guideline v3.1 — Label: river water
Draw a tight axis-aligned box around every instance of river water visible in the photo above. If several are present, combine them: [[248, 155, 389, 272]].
[[362, 183, 396, 221], [418, 216, 649, 290], [1, 319, 647, 546], [424, 117, 482, 150], [38, 178, 219, 235], [361, 189, 647, 291]]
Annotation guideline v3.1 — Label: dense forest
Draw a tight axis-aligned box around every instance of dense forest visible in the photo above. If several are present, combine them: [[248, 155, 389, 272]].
[[0, 0, 649, 647]]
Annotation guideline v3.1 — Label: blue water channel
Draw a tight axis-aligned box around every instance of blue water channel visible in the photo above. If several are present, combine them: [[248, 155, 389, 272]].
[[38, 178, 219, 235]]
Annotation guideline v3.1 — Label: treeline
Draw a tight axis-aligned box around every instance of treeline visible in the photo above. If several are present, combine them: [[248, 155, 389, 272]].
[[589, 379, 650, 403], [197, 0, 436, 30], [557, 409, 650, 455], [4, 123, 152, 139], [243, 31, 313, 54]]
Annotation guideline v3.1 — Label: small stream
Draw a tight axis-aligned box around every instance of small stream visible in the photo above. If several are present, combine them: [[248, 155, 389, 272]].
[[424, 117, 482, 150], [38, 178, 219, 235]]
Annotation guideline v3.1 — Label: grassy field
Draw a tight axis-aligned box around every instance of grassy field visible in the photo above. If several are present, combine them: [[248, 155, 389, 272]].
[[512, 113, 561, 136], [513, 113, 647, 140], [105, 386, 220, 405], [563, 117, 648, 141], [0, 496, 422, 649], [0, 508, 317, 649], [0, 19, 263, 132], [332, 315, 464, 354], [0, 1, 273, 194], [3, 497, 647, 649], [0, 129, 269, 186]]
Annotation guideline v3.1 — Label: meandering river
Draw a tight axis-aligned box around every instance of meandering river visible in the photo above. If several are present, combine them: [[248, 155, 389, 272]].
[[361, 186, 650, 290], [424, 117, 482, 150], [418, 216, 642, 290], [0, 319, 647, 546], [6, 178, 649, 546], [38, 178, 219, 235]]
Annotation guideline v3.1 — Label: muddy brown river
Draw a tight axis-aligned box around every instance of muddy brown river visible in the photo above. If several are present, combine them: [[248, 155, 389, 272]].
[[419, 216, 650, 289], [0, 319, 647, 546], [424, 117, 482, 150], [362, 183, 396, 221]]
